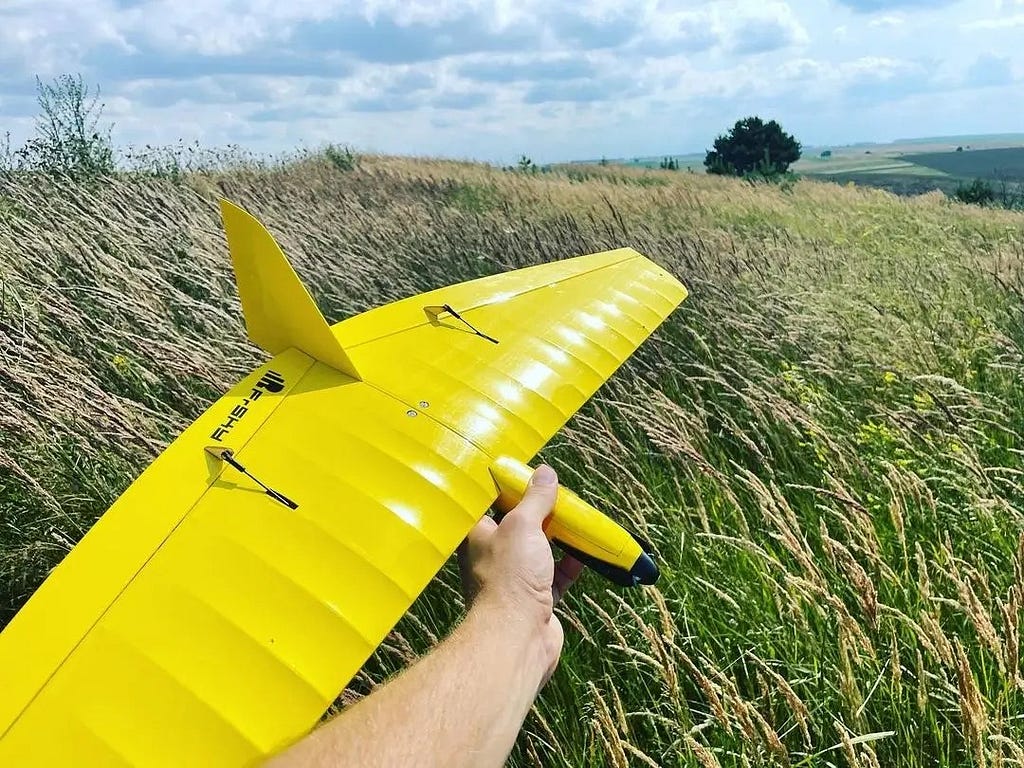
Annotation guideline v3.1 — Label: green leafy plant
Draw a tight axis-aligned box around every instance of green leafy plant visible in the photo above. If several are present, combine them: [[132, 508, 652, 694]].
[[15, 74, 115, 179]]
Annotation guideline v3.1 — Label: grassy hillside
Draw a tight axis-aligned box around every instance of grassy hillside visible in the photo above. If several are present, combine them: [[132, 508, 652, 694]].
[[3, 158, 1024, 766]]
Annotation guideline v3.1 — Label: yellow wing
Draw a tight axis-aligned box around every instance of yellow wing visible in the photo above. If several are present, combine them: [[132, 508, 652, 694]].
[[336, 245, 685, 461], [0, 202, 686, 766]]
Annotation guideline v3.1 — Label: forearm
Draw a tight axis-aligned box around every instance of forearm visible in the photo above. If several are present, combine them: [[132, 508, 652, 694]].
[[265, 597, 550, 768]]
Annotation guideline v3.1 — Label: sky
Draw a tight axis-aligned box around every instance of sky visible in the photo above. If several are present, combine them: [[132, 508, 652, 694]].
[[0, 0, 1021, 164]]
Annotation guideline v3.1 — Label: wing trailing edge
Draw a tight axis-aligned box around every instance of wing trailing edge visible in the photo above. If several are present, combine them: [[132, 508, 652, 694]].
[[219, 199, 361, 380]]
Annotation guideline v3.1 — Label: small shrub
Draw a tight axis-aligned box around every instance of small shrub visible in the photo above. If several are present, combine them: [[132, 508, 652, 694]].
[[324, 144, 358, 172], [954, 179, 997, 206], [517, 155, 537, 174]]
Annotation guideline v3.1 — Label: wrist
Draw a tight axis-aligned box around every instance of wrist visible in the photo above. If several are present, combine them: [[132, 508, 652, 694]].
[[462, 592, 557, 690]]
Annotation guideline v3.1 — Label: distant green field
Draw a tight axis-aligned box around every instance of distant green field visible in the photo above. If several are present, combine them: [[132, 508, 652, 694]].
[[888, 132, 1024, 148], [909, 147, 1024, 181], [800, 160, 949, 178], [800, 146, 1024, 197]]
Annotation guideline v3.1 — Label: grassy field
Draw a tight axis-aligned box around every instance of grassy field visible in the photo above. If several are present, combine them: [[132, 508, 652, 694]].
[[3, 158, 1024, 766], [796, 157, 950, 177]]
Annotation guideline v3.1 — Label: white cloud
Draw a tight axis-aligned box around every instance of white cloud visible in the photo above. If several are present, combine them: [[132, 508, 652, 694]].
[[774, 55, 934, 100], [728, 3, 809, 54], [964, 13, 1024, 29], [777, 58, 826, 81], [0, 0, 1019, 163], [869, 14, 904, 27]]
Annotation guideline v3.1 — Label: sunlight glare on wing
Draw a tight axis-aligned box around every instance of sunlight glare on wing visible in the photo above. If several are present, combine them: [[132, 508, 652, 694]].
[[386, 501, 422, 528], [539, 343, 569, 367], [484, 291, 516, 305], [494, 380, 522, 404], [413, 464, 447, 491], [578, 311, 606, 332], [462, 402, 501, 444], [516, 360, 555, 392], [556, 324, 586, 348]]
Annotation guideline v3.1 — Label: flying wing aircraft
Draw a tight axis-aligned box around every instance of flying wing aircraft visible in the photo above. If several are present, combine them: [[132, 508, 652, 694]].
[[0, 200, 688, 766]]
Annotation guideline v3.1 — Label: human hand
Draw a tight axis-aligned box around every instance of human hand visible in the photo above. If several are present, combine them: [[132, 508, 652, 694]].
[[457, 464, 584, 679]]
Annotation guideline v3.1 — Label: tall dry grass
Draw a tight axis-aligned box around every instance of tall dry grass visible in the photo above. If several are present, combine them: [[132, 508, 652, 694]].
[[2, 155, 1024, 765]]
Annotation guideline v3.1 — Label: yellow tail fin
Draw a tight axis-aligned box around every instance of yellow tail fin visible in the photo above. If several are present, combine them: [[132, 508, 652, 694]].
[[219, 199, 360, 380]]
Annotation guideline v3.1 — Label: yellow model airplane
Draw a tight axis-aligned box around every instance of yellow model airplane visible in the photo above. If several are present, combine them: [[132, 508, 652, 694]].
[[0, 200, 688, 766]]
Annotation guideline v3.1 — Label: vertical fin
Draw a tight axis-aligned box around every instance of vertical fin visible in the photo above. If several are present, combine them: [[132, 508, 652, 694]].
[[219, 199, 360, 380]]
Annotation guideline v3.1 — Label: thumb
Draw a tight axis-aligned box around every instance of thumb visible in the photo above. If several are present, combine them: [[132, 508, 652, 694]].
[[509, 464, 559, 529]]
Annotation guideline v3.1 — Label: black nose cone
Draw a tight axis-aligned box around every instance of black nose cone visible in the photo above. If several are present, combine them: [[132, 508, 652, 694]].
[[630, 552, 660, 586]]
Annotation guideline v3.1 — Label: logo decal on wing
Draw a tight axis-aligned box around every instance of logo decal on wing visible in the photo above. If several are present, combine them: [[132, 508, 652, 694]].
[[210, 369, 285, 442]]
